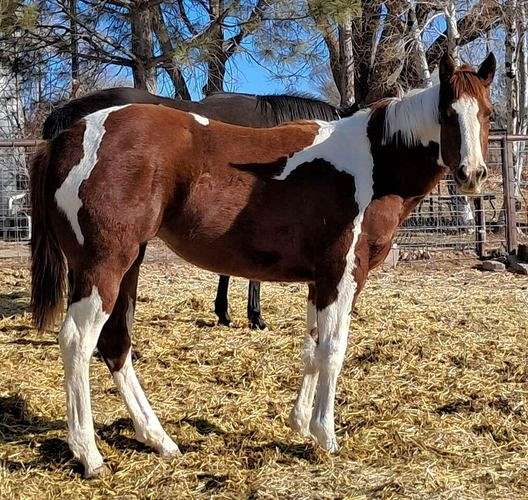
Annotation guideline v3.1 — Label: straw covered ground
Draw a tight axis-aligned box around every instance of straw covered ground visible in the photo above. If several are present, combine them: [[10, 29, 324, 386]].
[[1, 245, 528, 498]]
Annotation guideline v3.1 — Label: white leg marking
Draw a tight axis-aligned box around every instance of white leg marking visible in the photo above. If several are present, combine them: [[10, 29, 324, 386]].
[[190, 113, 210, 126], [309, 215, 365, 453], [55, 105, 130, 245], [58, 287, 110, 477], [112, 297, 180, 457], [289, 299, 319, 436]]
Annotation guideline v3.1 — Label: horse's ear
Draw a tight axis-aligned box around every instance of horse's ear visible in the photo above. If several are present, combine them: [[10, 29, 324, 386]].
[[477, 52, 496, 86], [439, 52, 456, 84]]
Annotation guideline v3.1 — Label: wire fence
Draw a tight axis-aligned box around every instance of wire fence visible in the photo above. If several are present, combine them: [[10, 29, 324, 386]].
[[0, 140, 36, 259], [0, 136, 527, 262]]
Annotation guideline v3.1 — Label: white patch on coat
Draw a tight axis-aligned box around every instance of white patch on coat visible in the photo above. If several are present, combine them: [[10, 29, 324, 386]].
[[58, 287, 109, 476], [383, 84, 440, 147], [275, 111, 375, 213], [55, 105, 129, 245], [111, 296, 179, 457], [190, 113, 210, 126], [452, 96, 485, 169]]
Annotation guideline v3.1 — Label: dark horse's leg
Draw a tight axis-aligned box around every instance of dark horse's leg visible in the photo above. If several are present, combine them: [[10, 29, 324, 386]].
[[248, 281, 266, 330], [214, 275, 232, 326]]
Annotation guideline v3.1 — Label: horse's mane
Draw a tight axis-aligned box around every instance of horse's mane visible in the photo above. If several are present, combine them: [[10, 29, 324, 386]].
[[374, 85, 440, 147], [256, 93, 342, 125]]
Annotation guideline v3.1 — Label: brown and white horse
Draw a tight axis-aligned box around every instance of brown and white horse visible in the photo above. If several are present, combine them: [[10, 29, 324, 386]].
[[43, 89, 355, 329], [30, 53, 495, 478]]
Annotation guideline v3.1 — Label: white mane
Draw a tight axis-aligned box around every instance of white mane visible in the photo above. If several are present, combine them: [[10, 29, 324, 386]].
[[382, 84, 440, 147]]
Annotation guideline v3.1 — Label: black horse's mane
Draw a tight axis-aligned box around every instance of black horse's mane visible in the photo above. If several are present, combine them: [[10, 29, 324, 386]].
[[256, 93, 341, 124]]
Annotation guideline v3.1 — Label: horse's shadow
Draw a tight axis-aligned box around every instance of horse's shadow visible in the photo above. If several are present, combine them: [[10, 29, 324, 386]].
[[0, 291, 30, 318], [1, 393, 317, 475], [0, 394, 81, 473]]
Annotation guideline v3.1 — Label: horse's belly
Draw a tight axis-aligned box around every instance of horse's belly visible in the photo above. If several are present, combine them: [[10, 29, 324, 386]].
[[159, 175, 315, 281], [159, 227, 313, 282]]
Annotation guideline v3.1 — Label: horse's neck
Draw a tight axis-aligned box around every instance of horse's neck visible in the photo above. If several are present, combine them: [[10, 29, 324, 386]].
[[368, 85, 445, 200]]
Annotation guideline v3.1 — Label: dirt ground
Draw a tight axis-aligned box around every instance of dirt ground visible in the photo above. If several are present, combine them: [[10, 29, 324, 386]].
[[1, 245, 528, 498]]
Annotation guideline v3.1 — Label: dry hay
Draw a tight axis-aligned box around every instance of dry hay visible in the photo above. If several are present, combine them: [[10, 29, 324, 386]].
[[1, 249, 528, 498]]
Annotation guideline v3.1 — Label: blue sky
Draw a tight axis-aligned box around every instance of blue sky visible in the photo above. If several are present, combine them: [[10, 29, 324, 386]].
[[153, 3, 323, 99]]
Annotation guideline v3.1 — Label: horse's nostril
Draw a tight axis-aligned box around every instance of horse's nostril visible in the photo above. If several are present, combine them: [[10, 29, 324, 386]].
[[457, 165, 469, 182], [478, 166, 488, 181]]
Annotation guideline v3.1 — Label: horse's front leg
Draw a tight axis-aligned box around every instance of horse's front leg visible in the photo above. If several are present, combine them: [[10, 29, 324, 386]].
[[308, 250, 359, 452], [289, 285, 318, 435]]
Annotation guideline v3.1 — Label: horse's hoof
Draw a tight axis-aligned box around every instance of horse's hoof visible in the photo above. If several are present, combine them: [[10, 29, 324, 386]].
[[309, 419, 339, 453], [84, 463, 111, 479], [249, 316, 267, 330], [160, 442, 181, 459], [216, 313, 232, 327]]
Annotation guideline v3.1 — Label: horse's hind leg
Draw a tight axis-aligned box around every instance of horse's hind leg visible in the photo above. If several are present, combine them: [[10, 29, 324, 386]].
[[59, 252, 136, 478], [214, 275, 232, 326], [97, 244, 179, 458]]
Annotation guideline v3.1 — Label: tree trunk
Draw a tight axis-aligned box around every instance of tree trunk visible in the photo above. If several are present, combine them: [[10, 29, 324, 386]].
[[69, 0, 79, 96], [516, 0, 528, 199], [152, 5, 191, 100], [409, 0, 431, 87], [131, 1, 156, 92], [505, 0, 520, 195], [364, 0, 408, 103], [202, 0, 225, 96], [352, 0, 381, 105], [337, 13, 355, 106], [203, 44, 227, 96]]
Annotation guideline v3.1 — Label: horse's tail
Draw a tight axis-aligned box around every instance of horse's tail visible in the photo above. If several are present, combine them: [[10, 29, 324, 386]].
[[42, 105, 72, 140], [30, 144, 67, 330]]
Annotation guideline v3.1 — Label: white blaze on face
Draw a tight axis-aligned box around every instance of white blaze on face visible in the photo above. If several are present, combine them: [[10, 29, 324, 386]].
[[190, 113, 210, 126], [451, 96, 485, 171]]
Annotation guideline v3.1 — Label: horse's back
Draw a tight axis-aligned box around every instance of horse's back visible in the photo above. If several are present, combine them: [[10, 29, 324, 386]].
[[42, 87, 193, 140]]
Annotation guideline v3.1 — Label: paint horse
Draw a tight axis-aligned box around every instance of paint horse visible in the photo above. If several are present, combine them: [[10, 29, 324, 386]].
[[43, 89, 354, 329], [30, 53, 495, 478]]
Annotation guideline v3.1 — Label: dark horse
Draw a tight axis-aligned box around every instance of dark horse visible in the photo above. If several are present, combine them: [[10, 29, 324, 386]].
[[43, 88, 354, 329], [31, 53, 495, 477]]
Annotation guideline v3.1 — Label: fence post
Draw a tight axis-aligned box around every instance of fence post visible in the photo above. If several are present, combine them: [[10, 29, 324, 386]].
[[474, 196, 486, 258], [501, 136, 518, 253]]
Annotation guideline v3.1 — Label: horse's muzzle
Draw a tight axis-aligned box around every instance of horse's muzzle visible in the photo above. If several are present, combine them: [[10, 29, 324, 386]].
[[454, 163, 487, 194]]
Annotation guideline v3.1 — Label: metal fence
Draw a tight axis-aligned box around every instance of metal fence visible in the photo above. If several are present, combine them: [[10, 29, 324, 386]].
[[0, 136, 526, 261], [0, 140, 36, 259]]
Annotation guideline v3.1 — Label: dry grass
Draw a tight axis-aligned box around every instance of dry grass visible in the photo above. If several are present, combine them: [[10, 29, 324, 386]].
[[1, 249, 528, 498]]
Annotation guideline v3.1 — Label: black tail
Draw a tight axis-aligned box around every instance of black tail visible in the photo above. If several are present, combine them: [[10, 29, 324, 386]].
[[30, 145, 67, 330], [42, 105, 75, 140]]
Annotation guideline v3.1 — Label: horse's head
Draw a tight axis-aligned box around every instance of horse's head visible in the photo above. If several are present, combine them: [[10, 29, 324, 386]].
[[438, 52, 496, 194]]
